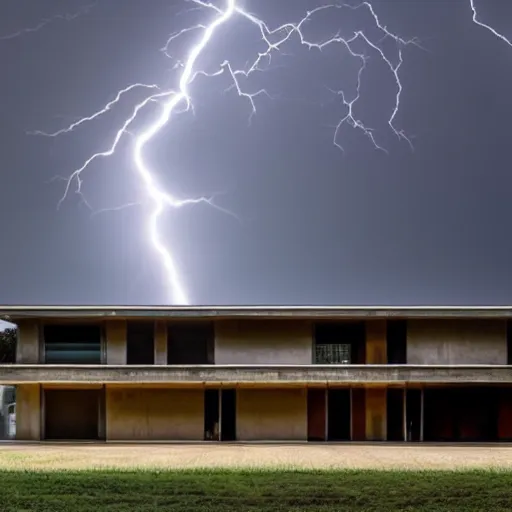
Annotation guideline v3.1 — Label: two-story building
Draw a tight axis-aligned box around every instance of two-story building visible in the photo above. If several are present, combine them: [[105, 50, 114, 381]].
[[1, 305, 512, 443]]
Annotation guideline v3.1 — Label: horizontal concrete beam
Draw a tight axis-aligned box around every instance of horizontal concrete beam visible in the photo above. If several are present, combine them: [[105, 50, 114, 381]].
[[2, 365, 512, 384], [2, 306, 512, 321]]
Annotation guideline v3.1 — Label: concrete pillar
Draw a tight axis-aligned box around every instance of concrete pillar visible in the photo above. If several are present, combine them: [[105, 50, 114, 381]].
[[16, 320, 40, 364], [365, 388, 387, 441], [154, 321, 167, 365], [365, 320, 387, 364], [106, 321, 127, 365], [16, 384, 41, 440]]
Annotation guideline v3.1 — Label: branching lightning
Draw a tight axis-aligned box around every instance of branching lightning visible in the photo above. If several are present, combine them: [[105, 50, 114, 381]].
[[0, 2, 97, 41], [29, 0, 421, 304]]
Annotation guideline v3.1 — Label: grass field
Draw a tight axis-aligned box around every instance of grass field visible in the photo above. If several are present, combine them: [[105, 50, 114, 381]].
[[1, 469, 512, 511]]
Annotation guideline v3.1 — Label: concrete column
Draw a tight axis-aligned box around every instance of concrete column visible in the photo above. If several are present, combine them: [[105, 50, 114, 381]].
[[365, 388, 387, 441], [106, 320, 127, 365], [154, 321, 167, 365], [16, 320, 40, 364], [365, 320, 387, 364], [16, 384, 41, 440]]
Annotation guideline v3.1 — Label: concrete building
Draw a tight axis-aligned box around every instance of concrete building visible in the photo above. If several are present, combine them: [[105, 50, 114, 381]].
[[1, 305, 512, 442]]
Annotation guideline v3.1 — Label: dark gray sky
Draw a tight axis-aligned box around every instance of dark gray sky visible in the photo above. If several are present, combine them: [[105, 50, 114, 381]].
[[1, 0, 512, 306]]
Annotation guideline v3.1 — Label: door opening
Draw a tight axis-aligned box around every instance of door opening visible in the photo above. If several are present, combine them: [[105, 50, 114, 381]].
[[387, 388, 405, 441], [204, 389, 220, 441], [220, 389, 236, 441], [327, 388, 351, 441], [307, 388, 326, 441]]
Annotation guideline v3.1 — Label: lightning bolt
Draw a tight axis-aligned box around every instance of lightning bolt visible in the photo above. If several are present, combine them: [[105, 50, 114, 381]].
[[469, 0, 512, 47], [30, 0, 418, 305]]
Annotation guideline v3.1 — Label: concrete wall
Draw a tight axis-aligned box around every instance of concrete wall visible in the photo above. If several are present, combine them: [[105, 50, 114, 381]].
[[106, 387, 204, 440], [366, 320, 387, 364], [16, 320, 40, 364], [154, 321, 167, 365], [215, 320, 312, 364], [237, 388, 307, 440], [365, 387, 386, 441], [407, 319, 507, 365], [106, 321, 127, 365], [16, 384, 40, 440]]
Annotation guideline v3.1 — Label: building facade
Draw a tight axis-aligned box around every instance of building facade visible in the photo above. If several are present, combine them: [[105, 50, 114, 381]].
[[1, 306, 512, 442]]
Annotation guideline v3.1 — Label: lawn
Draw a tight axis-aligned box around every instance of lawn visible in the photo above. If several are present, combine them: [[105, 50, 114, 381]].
[[1, 469, 512, 511]]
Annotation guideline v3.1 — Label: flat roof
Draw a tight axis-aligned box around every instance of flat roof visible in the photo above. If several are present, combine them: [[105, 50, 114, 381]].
[[2, 305, 512, 320]]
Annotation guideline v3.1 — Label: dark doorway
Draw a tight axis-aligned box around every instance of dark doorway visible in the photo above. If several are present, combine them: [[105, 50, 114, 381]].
[[44, 389, 101, 440], [387, 320, 407, 364], [387, 388, 404, 441], [204, 389, 220, 441], [351, 388, 366, 441], [307, 389, 326, 441], [406, 389, 422, 441], [220, 389, 236, 441], [167, 323, 214, 364], [327, 388, 351, 441], [424, 387, 499, 442], [126, 322, 155, 365]]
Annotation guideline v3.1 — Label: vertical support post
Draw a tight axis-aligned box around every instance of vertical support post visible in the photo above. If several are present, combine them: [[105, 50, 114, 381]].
[[350, 387, 353, 441], [325, 387, 329, 441], [420, 387, 425, 442], [218, 388, 223, 442], [403, 387, 407, 442]]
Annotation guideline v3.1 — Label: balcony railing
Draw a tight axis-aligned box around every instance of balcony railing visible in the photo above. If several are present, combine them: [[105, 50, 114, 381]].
[[315, 343, 351, 364]]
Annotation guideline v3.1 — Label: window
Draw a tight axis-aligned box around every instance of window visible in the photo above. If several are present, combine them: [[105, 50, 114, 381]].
[[314, 322, 365, 364], [167, 323, 214, 364], [126, 322, 154, 365], [44, 324, 101, 364]]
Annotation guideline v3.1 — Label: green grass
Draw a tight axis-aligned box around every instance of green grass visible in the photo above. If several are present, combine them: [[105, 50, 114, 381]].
[[1, 469, 512, 511]]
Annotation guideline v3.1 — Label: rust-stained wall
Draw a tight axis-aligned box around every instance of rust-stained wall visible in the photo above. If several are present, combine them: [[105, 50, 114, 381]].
[[366, 320, 387, 364], [106, 321, 127, 365], [365, 388, 387, 441], [16, 320, 40, 364], [237, 388, 307, 440], [106, 387, 203, 440], [16, 384, 40, 440], [215, 320, 312, 364], [407, 319, 507, 364]]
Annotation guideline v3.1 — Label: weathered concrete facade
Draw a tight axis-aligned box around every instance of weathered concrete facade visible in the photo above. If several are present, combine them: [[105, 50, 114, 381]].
[[215, 320, 312, 364], [106, 387, 203, 441], [407, 319, 507, 365], [4, 306, 512, 442], [237, 388, 307, 440]]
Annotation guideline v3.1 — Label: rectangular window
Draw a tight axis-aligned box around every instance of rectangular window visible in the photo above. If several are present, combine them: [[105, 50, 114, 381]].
[[126, 322, 154, 365], [167, 323, 214, 365], [44, 324, 101, 364], [314, 322, 365, 364], [387, 320, 407, 364]]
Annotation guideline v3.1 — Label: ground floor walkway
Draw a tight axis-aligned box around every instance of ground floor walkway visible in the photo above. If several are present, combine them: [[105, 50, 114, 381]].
[[1, 442, 512, 470]]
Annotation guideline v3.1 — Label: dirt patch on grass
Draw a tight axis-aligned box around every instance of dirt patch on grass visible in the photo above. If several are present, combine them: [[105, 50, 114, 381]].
[[1, 443, 512, 471]]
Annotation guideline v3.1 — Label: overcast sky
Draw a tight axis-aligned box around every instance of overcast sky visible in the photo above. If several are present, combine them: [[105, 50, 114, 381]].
[[1, 0, 512, 306]]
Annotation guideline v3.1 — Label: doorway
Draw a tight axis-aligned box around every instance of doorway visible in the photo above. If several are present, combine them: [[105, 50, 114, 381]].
[[327, 389, 351, 441], [44, 389, 102, 440], [220, 389, 236, 441], [307, 389, 326, 441], [204, 389, 220, 441]]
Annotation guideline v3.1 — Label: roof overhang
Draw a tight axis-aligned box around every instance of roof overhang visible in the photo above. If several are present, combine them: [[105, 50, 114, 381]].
[[2, 305, 512, 321]]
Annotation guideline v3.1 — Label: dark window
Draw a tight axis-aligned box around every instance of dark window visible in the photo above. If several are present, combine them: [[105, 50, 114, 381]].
[[314, 322, 365, 364], [167, 323, 214, 365], [44, 324, 101, 364], [126, 322, 154, 365], [387, 320, 407, 364]]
